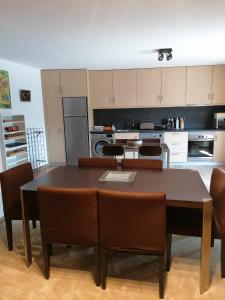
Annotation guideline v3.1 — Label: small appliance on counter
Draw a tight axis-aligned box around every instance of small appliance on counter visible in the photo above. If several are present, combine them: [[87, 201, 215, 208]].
[[139, 122, 155, 130], [214, 113, 225, 129]]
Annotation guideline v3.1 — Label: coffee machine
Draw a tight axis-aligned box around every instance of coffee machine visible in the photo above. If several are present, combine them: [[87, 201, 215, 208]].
[[214, 113, 225, 129]]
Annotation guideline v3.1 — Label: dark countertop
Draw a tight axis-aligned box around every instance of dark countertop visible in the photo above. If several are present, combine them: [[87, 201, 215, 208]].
[[90, 128, 225, 134]]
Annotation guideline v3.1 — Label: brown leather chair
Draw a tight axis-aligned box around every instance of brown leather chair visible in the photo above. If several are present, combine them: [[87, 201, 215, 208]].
[[166, 168, 225, 277], [37, 186, 100, 285], [121, 158, 163, 169], [102, 145, 124, 158], [139, 145, 162, 157], [98, 189, 167, 298], [0, 163, 38, 251], [78, 157, 117, 168]]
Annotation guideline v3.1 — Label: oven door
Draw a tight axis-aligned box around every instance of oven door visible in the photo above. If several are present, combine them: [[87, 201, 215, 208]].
[[188, 139, 214, 160]]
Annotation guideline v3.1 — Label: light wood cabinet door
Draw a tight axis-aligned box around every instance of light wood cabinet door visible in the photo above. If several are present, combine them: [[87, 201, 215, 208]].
[[60, 69, 87, 97], [213, 131, 225, 163], [89, 70, 114, 108], [137, 68, 161, 107], [45, 98, 66, 163], [212, 65, 225, 104], [41, 70, 61, 98], [113, 69, 137, 107], [186, 66, 212, 105], [161, 67, 186, 106]]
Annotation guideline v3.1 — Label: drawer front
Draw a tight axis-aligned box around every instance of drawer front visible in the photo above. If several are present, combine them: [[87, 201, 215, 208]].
[[167, 142, 188, 152], [170, 152, 187, 162], [164, 132, 188, 143], [114, 132, 139, 140]]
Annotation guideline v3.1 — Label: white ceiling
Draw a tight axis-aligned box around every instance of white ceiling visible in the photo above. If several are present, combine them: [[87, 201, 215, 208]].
[[1, 0, 225, 69]]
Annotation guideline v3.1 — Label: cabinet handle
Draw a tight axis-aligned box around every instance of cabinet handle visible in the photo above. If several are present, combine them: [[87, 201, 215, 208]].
[[161, 95, 163, 103], [208, 93, 211, 101], [211, 93, 214, 100]]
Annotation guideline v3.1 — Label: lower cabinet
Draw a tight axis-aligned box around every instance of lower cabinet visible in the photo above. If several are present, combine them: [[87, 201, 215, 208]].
[[44, 98, 66, 163], [213, 131, 225, 163], [164, 132, 188, 163]]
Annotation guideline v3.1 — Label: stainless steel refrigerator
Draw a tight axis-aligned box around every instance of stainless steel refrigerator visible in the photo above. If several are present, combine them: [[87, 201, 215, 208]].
[[63, 97, 89, 165]]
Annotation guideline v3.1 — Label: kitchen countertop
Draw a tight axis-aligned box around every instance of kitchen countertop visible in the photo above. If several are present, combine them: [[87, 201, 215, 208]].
[[90, 128, 225, 134]]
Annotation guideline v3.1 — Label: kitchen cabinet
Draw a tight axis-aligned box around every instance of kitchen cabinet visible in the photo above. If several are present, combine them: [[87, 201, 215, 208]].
[[164, 132, 188, 162], [44, 98, 66, 163], [41, 69, 88, 99], [113, 69, 137, 107], [161, 67, 186, 106], [186, 66, 212, 105], [212, 65, 225, 104], [213, 131, 225, 163], [60, 69, 87, 97], [137, 68, 162, 107], [89, 70, 114, 108], [42, 70, 61, 98]]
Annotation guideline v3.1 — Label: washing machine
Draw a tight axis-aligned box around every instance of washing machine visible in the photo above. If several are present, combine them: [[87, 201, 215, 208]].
[[90, 133, 114, 157]]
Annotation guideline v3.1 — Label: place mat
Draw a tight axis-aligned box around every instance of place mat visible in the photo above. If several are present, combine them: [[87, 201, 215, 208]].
[[99, 171, 137, 182]]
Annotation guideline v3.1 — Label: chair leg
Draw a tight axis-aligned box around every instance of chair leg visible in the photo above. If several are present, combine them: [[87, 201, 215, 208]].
[[32, 220, 36, 229], [43, 241, 50, 279], [159, 255, 165, 299], [101, 249, 108, 289], [166, 234, 172, 271], [5, 219, 13, 251], [94, 246, 101, 286], [211, 237, 214, 247], [48, 243, 53, 256], [221, 239, 225, 278]]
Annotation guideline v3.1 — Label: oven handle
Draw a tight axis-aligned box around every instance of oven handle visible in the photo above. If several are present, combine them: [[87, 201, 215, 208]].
[[188, 138, 214, 142]]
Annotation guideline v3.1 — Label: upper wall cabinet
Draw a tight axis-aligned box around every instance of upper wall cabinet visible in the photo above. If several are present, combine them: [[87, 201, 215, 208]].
[[42, 70, 61, 98], [60, 69, 87, 97], [113, 69, 137, 107], [211, 65, 225, 104], [89, 70, 114, 108], [186, 66, 212, 105], [137, 68, 162, 107], [41, 69, 88, 99], [161, 67, 186, 106]]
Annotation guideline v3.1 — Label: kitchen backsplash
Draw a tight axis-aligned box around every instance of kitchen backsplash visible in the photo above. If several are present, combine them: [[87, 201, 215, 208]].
[[93, 105, 225, 130]]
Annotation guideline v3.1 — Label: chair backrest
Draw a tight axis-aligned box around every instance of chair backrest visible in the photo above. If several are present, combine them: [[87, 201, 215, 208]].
[[139, 145, 162, 157], [78, 157, 117, 168], [121, 159, 162, 169], [98, 189, 166, 254], [0, 163, 33, 218], [210, 168, 225, 237], [37, 186, 98, 245], [142, 138, 161, 143], [102, 145, 124, 157]]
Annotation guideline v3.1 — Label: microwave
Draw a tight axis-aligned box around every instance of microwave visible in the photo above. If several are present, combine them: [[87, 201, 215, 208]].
[[214, 113, 225, 129]]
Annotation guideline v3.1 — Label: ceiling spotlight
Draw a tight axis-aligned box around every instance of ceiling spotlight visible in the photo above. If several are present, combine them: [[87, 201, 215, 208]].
[[158, 52, 164, 61], [157, 48, 173, 61]]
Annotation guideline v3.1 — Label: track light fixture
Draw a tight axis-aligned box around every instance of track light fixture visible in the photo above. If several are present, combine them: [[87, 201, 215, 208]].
[[157, 48, 173, 61]]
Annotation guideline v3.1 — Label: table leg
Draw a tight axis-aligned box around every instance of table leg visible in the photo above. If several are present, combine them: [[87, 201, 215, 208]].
[[200, 200, 212, 294], [167, 149, 170, 168], [20, 189, 32, 266]]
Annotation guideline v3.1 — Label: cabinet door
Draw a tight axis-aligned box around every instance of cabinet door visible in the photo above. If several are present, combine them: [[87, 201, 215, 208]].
[[60, 69, 87, 97], [89, 70, 114, 108], [213, 131, 225, 163], [161, 67, 186, 106], [45, 98, 66, 163], [212, 65, 225, 104], [137, 68, 161, 107], [186, 66, 212, 105], [41, 70, 61, 98], [113, 69, 137, 107]]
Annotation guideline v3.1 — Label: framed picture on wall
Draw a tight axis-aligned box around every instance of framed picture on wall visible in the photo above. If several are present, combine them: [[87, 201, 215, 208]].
[[20, 89, 31, 102], [0, 70, 11, 108]]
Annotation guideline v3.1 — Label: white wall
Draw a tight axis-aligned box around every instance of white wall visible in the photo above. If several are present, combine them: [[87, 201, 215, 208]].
[[0, 58, 45, 218]]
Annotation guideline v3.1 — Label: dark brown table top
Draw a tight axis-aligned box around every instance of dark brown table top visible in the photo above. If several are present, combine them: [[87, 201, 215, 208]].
[[21, 166, 211, 208]]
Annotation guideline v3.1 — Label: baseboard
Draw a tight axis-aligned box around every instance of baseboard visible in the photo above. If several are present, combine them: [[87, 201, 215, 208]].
[[0, 216, 5, 224]]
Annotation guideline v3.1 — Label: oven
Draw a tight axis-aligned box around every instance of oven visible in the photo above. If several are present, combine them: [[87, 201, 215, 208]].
[[188, 132, 214, 160]]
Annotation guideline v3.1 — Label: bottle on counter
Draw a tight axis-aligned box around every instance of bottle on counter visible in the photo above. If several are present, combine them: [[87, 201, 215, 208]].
[[175, 117, 180, 129], [179, 117, 185, 129]]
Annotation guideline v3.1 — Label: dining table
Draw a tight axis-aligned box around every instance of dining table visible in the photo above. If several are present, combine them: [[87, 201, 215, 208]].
[[20, 165, 212, 294]]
